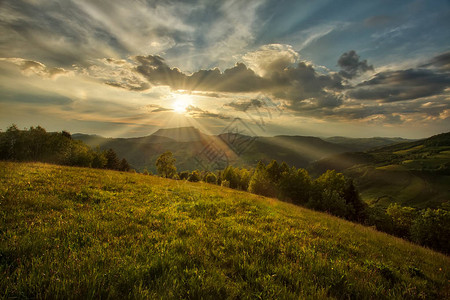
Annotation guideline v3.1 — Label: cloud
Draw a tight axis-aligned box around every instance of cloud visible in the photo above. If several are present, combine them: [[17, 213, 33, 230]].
[[348, 69, 450, 102], [146, 104, 173, 113], [83, 58, 150, 91], [134, 52, 345, 113], [225, 99, 263, 111], [134, 55, 266, 92], [338, 50, 374, 79], [242, 44, 299, 76], [185, 105, 230, 119], [421, 51, 450, 71], [0, 58, 68, 78]]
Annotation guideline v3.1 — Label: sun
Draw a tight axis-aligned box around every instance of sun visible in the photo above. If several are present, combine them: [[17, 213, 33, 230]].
[[172, 94, 191, 114]]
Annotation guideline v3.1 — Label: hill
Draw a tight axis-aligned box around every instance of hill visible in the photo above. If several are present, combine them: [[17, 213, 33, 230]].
[[1, 162, 449, 298], [309, 132, 450, 208], [324, 136, 413, 152], [73, 128, 407, 172], [151, 126, 209, 142]]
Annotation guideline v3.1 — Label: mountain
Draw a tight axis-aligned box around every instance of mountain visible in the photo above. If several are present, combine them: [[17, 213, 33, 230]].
[[2, 161, 449, 298], [309, 132, 450, 208], [151, 126, 210, 142], [73, 128, 405, 172]]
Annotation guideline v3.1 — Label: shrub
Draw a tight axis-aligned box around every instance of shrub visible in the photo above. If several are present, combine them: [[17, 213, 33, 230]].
[[188, 170, 201, 182], [205, 173, 217, 184], [179, 171, 189, 180], [411, 208, 450, 254]]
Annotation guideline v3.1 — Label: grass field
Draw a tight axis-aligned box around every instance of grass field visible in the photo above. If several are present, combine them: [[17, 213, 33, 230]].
[[1, 162, 449, 299]]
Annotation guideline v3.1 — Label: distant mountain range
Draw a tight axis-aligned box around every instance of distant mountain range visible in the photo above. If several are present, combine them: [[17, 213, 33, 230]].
[[73, 126, 413, 172]]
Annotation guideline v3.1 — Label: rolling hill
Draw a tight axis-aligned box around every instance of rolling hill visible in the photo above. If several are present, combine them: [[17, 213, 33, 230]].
[[309, 132, 450, 208], [0, 162, 449, 298], [73, 127, 408, 172]]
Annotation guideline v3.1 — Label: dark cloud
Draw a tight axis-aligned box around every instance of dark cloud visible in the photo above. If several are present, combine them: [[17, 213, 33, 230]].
[[422, 51, 450, 71], [185, 105, 230, 119], [224, 99, 263, 111], [348, 69, 450, 102], [135, 55, 343, 110], [270, 62, 343, 103], [134, 55, 344, 111], [338, 50, 374, 79], [135, 55, 266, 92]]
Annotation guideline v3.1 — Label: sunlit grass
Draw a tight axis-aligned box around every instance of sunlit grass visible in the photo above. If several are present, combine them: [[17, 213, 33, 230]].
[[1, 162, 449, 298]]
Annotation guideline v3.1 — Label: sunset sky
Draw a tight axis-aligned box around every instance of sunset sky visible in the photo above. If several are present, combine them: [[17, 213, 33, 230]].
[[1, 0, 449, 138]]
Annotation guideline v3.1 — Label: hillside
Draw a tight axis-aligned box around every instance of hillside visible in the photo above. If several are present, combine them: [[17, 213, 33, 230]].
[[309, 132, 450, 208], [324, 136, 413, 152], [1, 162, 449, 298], [151, 126, 209, 142], [73, 128, 407, 172]]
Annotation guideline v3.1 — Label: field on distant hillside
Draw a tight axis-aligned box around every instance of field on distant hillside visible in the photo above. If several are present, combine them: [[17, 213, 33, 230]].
[[1, 162, 449, 299], [310, 132, 450, 208]]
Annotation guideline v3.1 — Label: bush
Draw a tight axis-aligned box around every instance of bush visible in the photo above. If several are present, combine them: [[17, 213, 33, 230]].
[[411, 208, 450, 254], [188, 170, 201, 182], [205, 173, 217, 184], [179, 171, 189, 180]]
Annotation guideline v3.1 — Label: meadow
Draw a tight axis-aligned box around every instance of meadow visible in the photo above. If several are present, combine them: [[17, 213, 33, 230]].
[[1, 162, 449, 299]]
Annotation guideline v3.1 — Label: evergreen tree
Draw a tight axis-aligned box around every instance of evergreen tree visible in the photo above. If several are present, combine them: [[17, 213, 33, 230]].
[[105, 148, 120, 170], [119, 158, 131, 172]]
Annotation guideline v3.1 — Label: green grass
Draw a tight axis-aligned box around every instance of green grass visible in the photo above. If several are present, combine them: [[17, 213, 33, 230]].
[[1, 162, 449, 299]]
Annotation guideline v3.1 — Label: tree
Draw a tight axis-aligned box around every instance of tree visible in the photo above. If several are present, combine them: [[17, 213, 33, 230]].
[[278, 167, 311, 204], [411, 208, 450, 253], [222, 166, 239, 189], [92, 149, 107, 168], [386, 203, 416, 237], [342, 179, 367, 221], [266, 160, 281, 183], [155, 151, 177, 178], [308, 170, 350, 218], [248, 161, 277, 197], [119, 158, 131, 172], [105, 148, 120, 170]]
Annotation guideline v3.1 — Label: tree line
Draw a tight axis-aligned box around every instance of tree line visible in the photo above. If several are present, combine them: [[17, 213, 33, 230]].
[[155, 151, 449, 254], [0, 125, 131, 171]]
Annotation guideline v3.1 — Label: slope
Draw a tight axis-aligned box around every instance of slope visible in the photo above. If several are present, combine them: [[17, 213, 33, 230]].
[[1, 162, 449, 299], [309, 132, 450, 208], [74, 129, 377, 171]]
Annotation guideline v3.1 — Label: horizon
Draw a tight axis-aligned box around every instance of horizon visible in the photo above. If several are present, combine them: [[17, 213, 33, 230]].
[[1, 1, 449, 139], [68, 125, 428, 140]]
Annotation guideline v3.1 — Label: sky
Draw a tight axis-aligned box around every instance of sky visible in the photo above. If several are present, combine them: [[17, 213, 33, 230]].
[[0, 0, 449, 139]]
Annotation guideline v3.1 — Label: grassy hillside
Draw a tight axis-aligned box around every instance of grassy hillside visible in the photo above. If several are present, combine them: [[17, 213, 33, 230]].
[[310, 132, 450, 208], [1, 162, 449, 299]]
